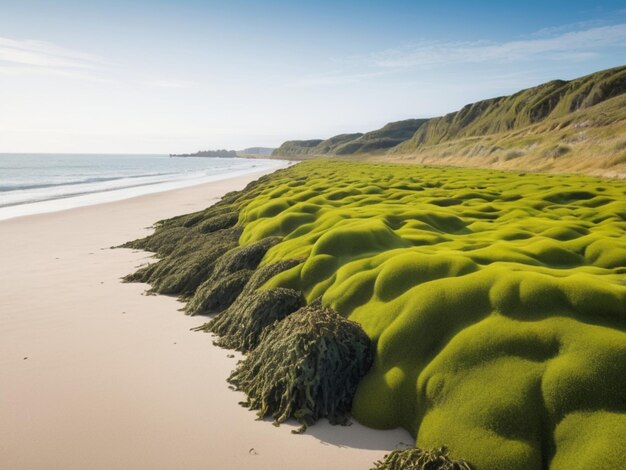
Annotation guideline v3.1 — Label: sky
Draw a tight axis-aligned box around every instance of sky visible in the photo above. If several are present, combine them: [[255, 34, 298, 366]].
[[1, 0, 625, 154]]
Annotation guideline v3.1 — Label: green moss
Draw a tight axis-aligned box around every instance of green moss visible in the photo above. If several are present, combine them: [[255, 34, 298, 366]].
[[239, 259, 303, 296], [123, 158, 626, 470], [231, 160, 626, 470]]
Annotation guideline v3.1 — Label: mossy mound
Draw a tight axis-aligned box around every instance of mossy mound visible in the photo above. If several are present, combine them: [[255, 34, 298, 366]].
[[230, 160, 626, 469], [371, 447, 472, 470], [206, 287, 305, 351], [123, 159, 626, 469], [185, 237, 282, 315], [227, 304, 373, 432]]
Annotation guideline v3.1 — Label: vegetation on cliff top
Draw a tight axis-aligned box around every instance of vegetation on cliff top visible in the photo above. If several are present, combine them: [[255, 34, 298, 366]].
[[272, 65, 626, 177], [396, 65, 626, 149], [124, 160, 626, 469], [387, 92, 626, 177], [272, 119, 425, 157]]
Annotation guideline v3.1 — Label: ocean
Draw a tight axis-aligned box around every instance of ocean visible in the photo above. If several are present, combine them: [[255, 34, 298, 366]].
[[0, 153, 287, 221]]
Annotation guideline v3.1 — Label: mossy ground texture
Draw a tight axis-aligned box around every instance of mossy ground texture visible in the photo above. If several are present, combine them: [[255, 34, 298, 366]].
[[238, 160, 626, 470], [125, 160, 626, 470]]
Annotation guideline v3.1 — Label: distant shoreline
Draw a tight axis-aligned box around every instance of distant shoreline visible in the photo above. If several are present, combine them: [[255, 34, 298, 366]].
[[170, 150, 238, 158], [171, 147, 276, 159]]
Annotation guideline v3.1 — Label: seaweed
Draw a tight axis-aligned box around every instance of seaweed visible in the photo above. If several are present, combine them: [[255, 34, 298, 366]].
[[227, 304, 373, 432], [187, 269, 254, 313], [123, 227, 241, 296], [202, 287, 305, 351], [240, 259, 303, 297], [371, 447, 472, 470], [185, 236, 282, 314], [196, 211, 239, 233]]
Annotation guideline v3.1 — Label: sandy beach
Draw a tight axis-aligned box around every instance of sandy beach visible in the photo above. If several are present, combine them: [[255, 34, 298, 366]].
[[0, 170, 409, 470]]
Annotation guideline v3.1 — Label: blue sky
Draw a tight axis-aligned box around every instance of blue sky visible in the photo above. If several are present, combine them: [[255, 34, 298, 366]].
[[1, 0, 625, 153]]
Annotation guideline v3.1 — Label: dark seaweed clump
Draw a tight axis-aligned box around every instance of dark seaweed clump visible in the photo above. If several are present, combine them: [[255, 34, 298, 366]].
[[203, 287, 305, 351], [120, 166, 374, 435], [185, 236, 283, 315], [121, 196, 242, 297], [239, 259, 303, 297], [371, 447, 472, 470], [120, 169, 287, 298], [227, 303, 373, 432], [123, 226, 241, 296]]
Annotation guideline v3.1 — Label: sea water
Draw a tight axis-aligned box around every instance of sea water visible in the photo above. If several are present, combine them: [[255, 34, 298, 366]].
[[0, 153, 287, 221]]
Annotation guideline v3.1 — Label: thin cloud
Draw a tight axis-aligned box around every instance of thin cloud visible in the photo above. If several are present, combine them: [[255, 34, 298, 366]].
[[292, 70, 391, 87], [0, 37, 103, 71], [294, 22, 626, 88], [529, 19, 605, 37], [0, 63, 91, 78], [0, 36, 190, 88], [369, 23, 626, 68], [144, 79, 194, 89]]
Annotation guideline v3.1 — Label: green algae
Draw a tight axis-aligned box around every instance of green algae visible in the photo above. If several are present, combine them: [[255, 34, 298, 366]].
[[123, 159, 626, 469], [371, 447, 472, 470], [227, 303, 373, 432], [232, 160, 626, 470]]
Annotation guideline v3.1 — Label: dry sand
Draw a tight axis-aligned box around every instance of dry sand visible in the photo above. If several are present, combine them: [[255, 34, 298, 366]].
[[0, 170, 410, 470]]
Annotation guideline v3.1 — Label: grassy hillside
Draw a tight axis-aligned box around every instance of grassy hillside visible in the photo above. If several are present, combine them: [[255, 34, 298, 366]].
[[273, 139, 324, 157], [312, 133, 364, 154], [384, 93, 626, 178], [271, 119, 425, 158], [396, 65, 626, 149], [273, 65, 626, 176], [237, 147, 275, 156], [271, 138, 340, 157], [334, 119, 427, 155], [124, 160, 626, 470]]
